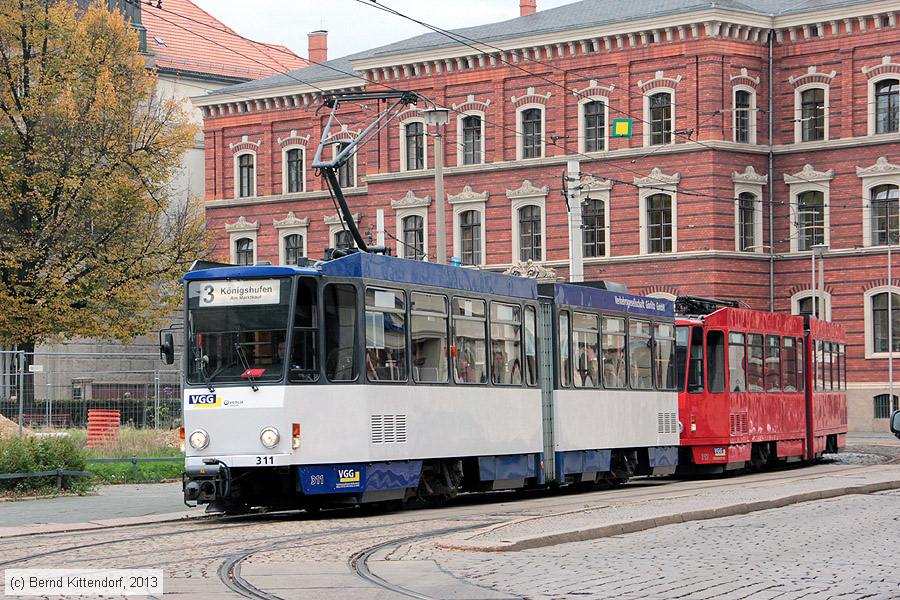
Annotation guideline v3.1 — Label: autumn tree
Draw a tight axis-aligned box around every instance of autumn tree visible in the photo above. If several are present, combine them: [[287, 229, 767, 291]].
[[0, 0, 207, 357]]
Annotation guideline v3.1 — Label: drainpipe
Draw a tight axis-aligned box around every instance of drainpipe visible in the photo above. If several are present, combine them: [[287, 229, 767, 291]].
[[767, 29, 775, 312]]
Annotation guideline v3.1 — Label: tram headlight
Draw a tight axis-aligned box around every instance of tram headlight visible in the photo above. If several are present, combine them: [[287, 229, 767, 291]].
[[188, 428, 209, 450], [260, 427, 280, 449]]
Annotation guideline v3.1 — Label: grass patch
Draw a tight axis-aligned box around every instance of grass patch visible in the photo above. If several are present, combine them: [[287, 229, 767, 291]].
[[88, 460, 183, 484], [0, 435, 91, 496]]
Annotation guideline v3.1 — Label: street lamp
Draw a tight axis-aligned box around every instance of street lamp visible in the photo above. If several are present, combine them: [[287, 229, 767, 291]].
[[811, 243, 828, 320], [424, 107, 450, 264]]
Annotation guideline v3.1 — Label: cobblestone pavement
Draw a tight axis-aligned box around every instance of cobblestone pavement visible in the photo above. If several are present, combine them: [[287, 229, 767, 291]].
[[431, 491, 900, 600]]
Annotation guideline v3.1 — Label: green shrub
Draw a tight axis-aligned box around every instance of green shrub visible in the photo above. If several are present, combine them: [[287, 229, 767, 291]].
[[0, 435, 90, 495]]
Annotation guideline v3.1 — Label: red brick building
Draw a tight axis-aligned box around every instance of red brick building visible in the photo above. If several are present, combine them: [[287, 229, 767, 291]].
[[192, 0, 900, 431]]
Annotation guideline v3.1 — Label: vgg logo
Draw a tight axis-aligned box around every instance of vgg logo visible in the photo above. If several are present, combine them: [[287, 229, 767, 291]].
[[188, 394, 219, 407], [338, 468, 359, 482]]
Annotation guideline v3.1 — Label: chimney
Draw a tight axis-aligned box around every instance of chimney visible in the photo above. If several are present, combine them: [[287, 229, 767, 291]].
[[308, 30, 328, 64], [520, 0, 536, 17]]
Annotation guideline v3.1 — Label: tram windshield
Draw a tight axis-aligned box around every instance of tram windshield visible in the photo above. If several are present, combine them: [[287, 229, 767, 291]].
[[187, 278, 293, 386]]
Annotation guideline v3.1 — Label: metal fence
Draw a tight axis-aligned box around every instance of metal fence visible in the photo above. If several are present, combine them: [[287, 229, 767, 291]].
[[0, 349, 182, 431]]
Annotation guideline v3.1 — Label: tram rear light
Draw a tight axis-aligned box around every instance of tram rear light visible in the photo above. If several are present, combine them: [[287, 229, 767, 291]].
[[292, 423, 301, 449]]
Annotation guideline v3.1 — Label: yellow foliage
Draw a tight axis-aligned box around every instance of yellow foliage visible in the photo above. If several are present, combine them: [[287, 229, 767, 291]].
[[0, 0, 208, 347]]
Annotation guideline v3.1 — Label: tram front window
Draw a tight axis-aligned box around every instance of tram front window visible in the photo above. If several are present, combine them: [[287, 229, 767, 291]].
[[187, 278, 292, 385]]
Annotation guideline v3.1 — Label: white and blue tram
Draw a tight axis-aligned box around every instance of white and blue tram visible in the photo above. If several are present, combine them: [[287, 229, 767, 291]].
[[170, 253, 678, 511]]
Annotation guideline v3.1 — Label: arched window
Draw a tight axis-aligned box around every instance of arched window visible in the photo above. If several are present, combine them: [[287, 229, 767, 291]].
[[738, 192, 756, 251], [334, 230, 354, 251], [797, 295, 825, 319], [649, 92, 672, 145], [285, 148, 304, 193], [459, 209, 481, 265], [871, 184, 900, 246], [583, 101, 606, 152], [518, 205, 542, 261], [402, 215, 424, 259], [461, 116, 482, 165], [734, 90, 752, 143], [283, 233, 303, 265], [875, 79, 900, 135], [872, 291, 900, 353], [235, 238, 254, 266], [336, 142, 355, 187], [583, 198, 606, 257], [800, 88, 826, 142], [237, 154, 255, 198], [647, 193, 673, 253], [405, 122, 425, 171], [797, 190, 825, 251], [521, 108, 542, 158]]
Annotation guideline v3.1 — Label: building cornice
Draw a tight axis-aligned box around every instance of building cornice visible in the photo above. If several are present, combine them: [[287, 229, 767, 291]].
[[204, 186, 368, 209]]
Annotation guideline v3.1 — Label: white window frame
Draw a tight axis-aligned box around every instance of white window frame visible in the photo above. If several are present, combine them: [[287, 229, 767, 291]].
[[399, 117, 428, 172], [638, 188, 678, 255], [581, 181, 612, 259], [233, 150, 257, 199], [274, 213, 309, 265], [860, 168, 900, 248], [395, 208, 429, 260], [732, 85, 757, 144], [450, 187, 487, 266], [647, 292, 677, 301], [867, 73, 900, 136], [788, 183, 830, 253], [643, 87, 676, 148], [790, 290, 832, 322], [226, 217, 259, 264], [794, 83, 830, 143], [332, 141, 358, 188], [578, 96, 610, 154], [515, 103, 546, 160], [281, 145, 306, 194], [329, 226, 354, 249], [864, 285, 900, 358], [734, 184, 764, 253], [456, 110, 486, 166]]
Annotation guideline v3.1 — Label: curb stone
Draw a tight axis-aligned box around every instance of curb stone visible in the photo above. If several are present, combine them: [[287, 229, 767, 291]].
[[437, 478, 900, 552]]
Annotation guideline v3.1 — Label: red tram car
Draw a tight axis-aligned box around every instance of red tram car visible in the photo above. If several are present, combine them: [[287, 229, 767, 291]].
[[676, 299, 847, 472]]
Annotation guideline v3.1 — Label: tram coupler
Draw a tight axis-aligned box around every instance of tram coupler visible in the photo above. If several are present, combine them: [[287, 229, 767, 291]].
[[183, 459, 231, 508]]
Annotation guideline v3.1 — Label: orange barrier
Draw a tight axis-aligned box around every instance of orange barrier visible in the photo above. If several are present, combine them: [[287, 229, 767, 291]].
[[86, 409, 120, 448]]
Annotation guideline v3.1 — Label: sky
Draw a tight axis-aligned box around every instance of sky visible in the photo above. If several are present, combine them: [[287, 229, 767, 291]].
[[192, 0, 578, 61]]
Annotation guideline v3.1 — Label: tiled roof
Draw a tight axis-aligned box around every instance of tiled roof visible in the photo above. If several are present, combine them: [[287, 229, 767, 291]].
[[202, 0, 874, 98], [141, 0, 306, 82]]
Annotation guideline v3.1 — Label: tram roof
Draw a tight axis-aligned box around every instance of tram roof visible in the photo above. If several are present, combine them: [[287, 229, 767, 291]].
[[549, 283, 675, 319], [182, 264, 319, 281], [320, 253, 539, 300]]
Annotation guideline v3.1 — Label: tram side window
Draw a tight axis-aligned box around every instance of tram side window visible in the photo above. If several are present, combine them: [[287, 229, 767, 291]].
[[688, 326, 705, 393], [365, 288, 408, 382], [558, 311, 572, 387], [815, 340, 823, 391], [655, 323, 676, 390], [289, 278, 318, 382], [573, 312, 600, 388], [675, 326, 689, 392], [797, 338, 804, 392], [524, 306, 538, 387], [410, 292, 449, 383], [828, 342, 836, 391], [765, 335, 781, 392], [707, 330, 725, 394], [452, 298, 487, 384], [841, 344, 847, 390], [629, 319, 653, 390], [782, 337, 797, 392], [747, 334, 764, 392], [602, 316, 627, 389], [324, 284, 358, 382], [491, 302, 523, 386], [728, 332, 747, 392], [833, 343, 841, 391]]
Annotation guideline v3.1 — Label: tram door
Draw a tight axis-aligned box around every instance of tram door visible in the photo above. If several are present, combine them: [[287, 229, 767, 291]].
[[705, 329, 728, 433]]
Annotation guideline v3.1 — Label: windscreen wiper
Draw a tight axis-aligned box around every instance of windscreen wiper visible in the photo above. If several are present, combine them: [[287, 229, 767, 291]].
[[196, 348, 215, 393], [234, 342, 259, 392]]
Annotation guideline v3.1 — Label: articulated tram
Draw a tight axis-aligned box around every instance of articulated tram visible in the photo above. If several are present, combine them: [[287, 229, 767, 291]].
[[167, 253, 679, 512]]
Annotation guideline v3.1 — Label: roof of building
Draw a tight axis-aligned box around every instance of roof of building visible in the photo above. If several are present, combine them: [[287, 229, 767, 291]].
[[202, 0, 874, 98], [141, 0, 307, 82]]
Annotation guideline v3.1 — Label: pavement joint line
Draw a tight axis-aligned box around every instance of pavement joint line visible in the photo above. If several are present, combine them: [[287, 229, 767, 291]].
[[0, 510, 211, 540], [435, 476, 900, 553]]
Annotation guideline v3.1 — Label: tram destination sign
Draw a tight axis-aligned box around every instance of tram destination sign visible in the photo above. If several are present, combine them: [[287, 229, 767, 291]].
[[197, 279, 281, 307]]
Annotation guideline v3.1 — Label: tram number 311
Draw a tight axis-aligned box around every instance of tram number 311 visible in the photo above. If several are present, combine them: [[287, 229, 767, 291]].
[[255, 456, 274, 465]]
